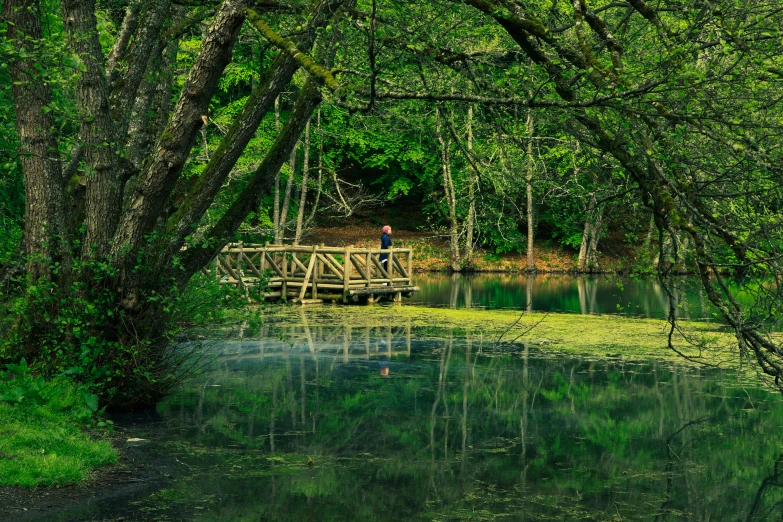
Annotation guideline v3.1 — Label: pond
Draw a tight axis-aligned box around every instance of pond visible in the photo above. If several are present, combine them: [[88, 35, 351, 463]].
[[47, 322, 783, 521], [411, 273, 722, 320]]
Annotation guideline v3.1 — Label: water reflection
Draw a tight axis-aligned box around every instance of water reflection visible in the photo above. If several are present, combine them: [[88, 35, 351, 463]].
[[76, 325, 783, 521], [412, 273, 716, 320]]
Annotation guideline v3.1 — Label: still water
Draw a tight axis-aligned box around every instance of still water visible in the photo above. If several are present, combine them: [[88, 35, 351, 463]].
[[48, 323, 783, 521], [411, 273, 716, 319]]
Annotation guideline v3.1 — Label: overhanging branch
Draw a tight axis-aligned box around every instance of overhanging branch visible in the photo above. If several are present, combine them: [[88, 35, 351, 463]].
[[246, 7, 342, 93]]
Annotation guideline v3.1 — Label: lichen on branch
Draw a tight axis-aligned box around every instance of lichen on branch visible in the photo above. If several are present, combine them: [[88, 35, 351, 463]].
[[245, 7, 342, 93]]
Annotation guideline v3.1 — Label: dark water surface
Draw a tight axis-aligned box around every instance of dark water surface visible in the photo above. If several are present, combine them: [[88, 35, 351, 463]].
[[411, 273, 725, 320], [48, 325, 783, 521]]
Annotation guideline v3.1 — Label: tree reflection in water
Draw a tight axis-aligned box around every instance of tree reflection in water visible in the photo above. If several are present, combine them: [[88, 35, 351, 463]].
[[103, 323, 783, 521]]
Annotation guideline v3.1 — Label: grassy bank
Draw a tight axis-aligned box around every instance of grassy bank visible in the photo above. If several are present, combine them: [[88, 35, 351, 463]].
[[0, 363, 116, 487]]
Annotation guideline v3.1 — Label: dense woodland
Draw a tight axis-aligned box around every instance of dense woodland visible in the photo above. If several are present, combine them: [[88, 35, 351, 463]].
[[1, 0, 782, 405]]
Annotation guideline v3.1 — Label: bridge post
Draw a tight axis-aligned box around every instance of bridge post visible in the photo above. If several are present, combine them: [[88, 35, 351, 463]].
[[388, 247, 395, 283], [281, 247, 288, 300], [312, 245, 319, 299], [343, 247, 351, 303]]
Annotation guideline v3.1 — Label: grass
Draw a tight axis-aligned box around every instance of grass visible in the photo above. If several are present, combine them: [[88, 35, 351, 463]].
[[0, 371, 117, 487]]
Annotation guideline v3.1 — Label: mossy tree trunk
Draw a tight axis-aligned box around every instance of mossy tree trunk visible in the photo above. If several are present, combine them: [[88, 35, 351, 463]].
[[3, 0, 71, 280], [1, 0, 352, 404]]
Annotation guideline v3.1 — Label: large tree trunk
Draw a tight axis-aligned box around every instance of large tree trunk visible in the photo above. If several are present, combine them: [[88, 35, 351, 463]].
[[109, 0, 170, 139], [126, 34, 179, 173], [106, 0, 142, 87], [166, 5, 333, 251], [294, 119, 311, 244], [177, 0, 351, 279], [3, 0, 70, 278], [111, 0, 247, 310], [62, 0, 125, 258]]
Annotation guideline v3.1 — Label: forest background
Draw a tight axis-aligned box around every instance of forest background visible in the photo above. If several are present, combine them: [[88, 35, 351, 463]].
[[0, 0, 782, 408]]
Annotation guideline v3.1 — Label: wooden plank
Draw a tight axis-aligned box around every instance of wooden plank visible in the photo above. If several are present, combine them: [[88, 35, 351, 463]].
[[218, 254, 241, 281], [343, 249, 351, 303], [221, 245, 412, 255], [297, 299, 323, 305], [312, 247, 319, 299], [370, 255, 391, 280], [298, 248, 317, 301], [289, 252, 310, 274], [393, 255, 408, 279], [240, 252, 264, 279], [263, 251, 285, 278], [388, 248, 395, 282], [317, 253, 344, 278], [350, 255, 368, 280], [365, 252, 372, 287], [348, 285, 419, 296], [309, 283, 350, 289]]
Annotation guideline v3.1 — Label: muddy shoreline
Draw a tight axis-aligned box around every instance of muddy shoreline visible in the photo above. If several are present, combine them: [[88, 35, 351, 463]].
[[0, 424, 170, 522]]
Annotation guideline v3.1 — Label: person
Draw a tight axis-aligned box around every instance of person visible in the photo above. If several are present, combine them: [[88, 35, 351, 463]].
[[379, 225, 392, 269]]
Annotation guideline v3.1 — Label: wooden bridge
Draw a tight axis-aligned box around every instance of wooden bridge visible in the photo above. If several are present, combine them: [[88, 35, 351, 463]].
[[210, 243, 419, 304]]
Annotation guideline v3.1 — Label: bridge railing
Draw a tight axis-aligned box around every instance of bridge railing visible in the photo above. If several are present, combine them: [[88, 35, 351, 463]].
[[212, 243, 417, 302]]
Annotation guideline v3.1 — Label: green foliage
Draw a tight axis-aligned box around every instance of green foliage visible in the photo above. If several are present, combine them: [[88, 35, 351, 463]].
[[0, 249, 256, 406], [0, 360, 116, 486]]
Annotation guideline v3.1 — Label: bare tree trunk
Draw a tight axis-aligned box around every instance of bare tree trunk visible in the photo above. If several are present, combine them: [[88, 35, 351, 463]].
[[277, 145, 296, 243], [294, 119, 311, 244], [525, 113, 535, 273], [3, 0, 69, 277], [577, 194, 596, 272], [586, 206, 604, 271], [304, 108, 323, 229], [273, 95, 282, 242], [436, 108, 461, 272], [465, 106, 477, 268]]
